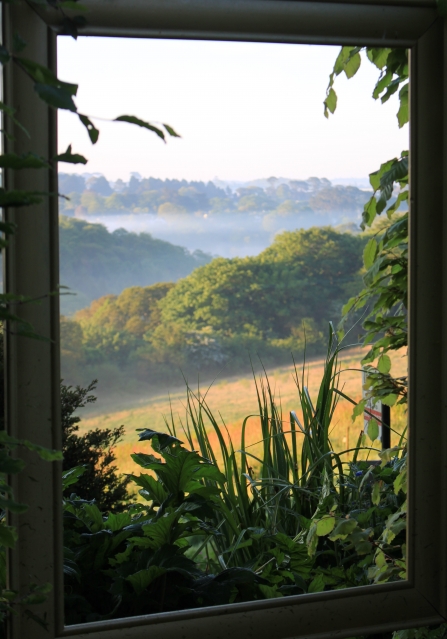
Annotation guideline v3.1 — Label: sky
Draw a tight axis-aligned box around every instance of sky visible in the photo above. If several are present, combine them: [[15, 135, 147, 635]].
[[57, 37, 408, 184]]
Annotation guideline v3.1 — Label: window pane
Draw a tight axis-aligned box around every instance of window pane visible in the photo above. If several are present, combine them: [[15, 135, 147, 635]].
[[57, 36, 409, 625]]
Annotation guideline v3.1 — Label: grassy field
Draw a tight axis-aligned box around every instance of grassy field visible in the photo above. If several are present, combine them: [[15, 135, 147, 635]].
[[77, 347, 408, 478]]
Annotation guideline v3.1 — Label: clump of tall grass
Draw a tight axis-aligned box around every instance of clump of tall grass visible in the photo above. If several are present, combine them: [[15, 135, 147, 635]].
[[161, 324, 404, 571]]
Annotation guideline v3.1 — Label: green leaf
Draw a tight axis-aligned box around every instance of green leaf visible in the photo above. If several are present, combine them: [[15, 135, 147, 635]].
[[372, 481, 381, 505], [34, 83, 77, 111], [127, 473, 168, 504], [78, 114, 99, 144], [126, 566, 166, 595], [115, 115, 166, 141], [381, 394, 398, 407], [0, 524, 18, 548], [55, 145, 87, 165], [141, 512, 178, 549], [352, 399, 366, 422], [163, 123, 181, 138], [329, 518, 358, 541], [83, 503, 104, 532], [316, 516, 336, 537], [324, 88, 337, 116], [0, 189, 42, 207], [0, 152, 49, 170], [366, 418, 379, 442], [62, 465, 86, 490], [137, 429, 183, 450], [344, 52, 361, 79], [308, 573, 325, 593], [363, 238, 378, 269], [377, 354, 391, 374]]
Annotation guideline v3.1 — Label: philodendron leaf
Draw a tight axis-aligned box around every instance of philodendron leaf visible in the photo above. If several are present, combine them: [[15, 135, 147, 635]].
[[137, 428, 183, 450], [316, 516, 336, 537]]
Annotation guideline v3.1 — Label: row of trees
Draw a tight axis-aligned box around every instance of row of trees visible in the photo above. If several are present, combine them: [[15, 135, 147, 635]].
[[58, 172, 369, 218], [60, 226, 365, 388]]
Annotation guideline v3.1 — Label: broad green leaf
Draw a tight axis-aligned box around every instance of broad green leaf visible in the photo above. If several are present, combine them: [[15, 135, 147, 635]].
[[381, 393, 398, 407], [137, 428, 183, 450], [394, 468, 407, 495], [104, 511, 132, 532], [329, 518, 358, 541], [126, 566, 166, 595], [397, 85, 409, 128], [377, 354, 391, 374], [34, 83, 77, 112], [352, 399, 366, 422], [0, 524, 18, 548], [62, 466, 86, 490], [324, 88, 337, 116], [344, 52, 361, 79], [308, 573, 325, 593], [363, 238, 378, 269], [316, 516, 336, 537], [128, 473, 168, 504], [18, 58, 77, 94], [366, 418, 379, 443], [142, 512, 178, 549], [83, 504, 104, 532], [371, 481, 381, 505], [115, 115, 165, 141]]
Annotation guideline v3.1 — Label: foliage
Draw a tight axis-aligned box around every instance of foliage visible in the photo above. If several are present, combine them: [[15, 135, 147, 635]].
[[60, 226, 365, 388], [325, 46, 409, 411], [62, 327, 408, 623], [61, 380, 131, 512], [58, 172, 369, 219], [59, 216, 211, 314]]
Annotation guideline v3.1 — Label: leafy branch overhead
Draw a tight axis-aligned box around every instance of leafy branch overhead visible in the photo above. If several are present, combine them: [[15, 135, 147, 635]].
[[326, 46, 409, 408]]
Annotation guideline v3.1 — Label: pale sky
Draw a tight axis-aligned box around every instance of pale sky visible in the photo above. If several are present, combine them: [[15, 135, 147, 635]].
[[57, 37, 408, 183]]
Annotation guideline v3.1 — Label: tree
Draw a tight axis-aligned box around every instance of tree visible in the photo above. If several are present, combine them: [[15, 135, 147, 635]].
[[61, 381, 131, 512]]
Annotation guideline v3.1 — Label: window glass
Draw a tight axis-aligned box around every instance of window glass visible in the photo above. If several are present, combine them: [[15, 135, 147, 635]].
[[57, 37, 409, 625]]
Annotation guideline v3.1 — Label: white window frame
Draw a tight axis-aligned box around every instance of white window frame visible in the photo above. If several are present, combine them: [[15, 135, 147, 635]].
[[3, 1, 447, 638]]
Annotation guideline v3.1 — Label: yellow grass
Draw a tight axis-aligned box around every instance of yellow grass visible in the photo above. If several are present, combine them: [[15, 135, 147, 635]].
[[79, 347, 408, 478]]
